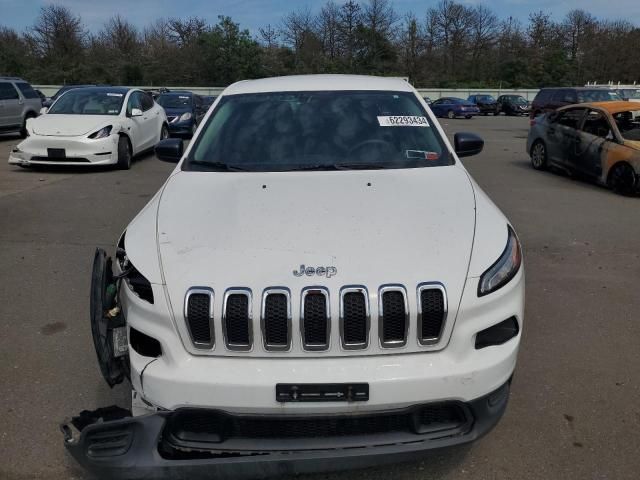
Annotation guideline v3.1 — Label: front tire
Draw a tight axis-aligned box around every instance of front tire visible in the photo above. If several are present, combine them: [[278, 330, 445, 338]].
[[608, 163, 637, 195], [530, 140, 547, 170], [116, 136, 132, 170], [20, 114, 35, 138], [160, 124, 169, 141], [447, 110, 455, 120]]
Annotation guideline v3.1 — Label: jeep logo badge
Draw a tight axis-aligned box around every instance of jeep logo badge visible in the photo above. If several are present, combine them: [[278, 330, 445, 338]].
[[293, 264, 337, 278]]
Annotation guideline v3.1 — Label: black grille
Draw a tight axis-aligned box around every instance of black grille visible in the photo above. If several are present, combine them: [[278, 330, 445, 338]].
[[31, 156, 90, 163], [303, 292, 328, 348], [165, 403, 469, 447], [420, 288, 445, 342], [342, 292, 367, 346], [224, 294, 250, 347], [186, 293, 212, 346], [263, 293, 289, 348], [381, 291, 407, 344]]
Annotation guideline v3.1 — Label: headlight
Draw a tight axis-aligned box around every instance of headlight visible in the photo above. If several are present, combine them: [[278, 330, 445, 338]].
[[179, 112, 192, 122], [88, 125, 113, 139], [478, 226, 522, 297]]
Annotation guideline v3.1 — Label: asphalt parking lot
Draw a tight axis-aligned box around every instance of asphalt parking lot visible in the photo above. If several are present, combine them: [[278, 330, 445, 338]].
[[1, 115, 639, 480]]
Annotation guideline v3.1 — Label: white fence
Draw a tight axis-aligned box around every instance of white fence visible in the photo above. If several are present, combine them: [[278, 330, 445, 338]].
[[34, 84, 540, 100]]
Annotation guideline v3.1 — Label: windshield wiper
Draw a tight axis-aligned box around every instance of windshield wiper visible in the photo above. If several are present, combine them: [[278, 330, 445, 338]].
[[289, 163, 387, 171], [188, 160, 250, 171]]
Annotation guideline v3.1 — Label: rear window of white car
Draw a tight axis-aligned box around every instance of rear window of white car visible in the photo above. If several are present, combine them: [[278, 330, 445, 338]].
[[186, 90, 450, 172], [48, 90, 125, 115]]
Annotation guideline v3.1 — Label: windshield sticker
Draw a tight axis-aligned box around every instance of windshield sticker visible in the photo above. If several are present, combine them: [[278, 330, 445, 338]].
[[108, 109, 119, 114], [179, 96, 189, 99], [106, 93, 123, 97], [406, 150, 440, 161], [378, 116, 429, 127]]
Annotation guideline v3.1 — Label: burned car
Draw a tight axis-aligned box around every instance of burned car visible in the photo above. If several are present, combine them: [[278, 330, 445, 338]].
[[63, 75, 525, 479], [528, 101, 640, 194]]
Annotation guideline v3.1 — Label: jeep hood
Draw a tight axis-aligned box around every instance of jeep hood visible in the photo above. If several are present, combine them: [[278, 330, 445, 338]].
[[32, 114, 115, 136], [156, 166, 477, 317]]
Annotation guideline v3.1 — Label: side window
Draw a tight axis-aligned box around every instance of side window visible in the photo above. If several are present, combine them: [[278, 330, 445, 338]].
[[140, 92, 154, 111], [127, 92, 142, 114], [0, 82, 19, 100], [551, 90, 566, 102], [16, 82, 39, 99], [581, 110, 612, 139], [432, 99, 442, 105], [557, 109, 585, 129]]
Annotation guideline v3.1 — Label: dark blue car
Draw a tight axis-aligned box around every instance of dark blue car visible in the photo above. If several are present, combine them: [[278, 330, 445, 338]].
[[157, 91, 206, 137], [430, 97, 480, 119]]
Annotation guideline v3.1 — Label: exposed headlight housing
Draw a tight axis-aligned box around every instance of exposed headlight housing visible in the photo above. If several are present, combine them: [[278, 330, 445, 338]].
[[179, 112, 192, 122], [478, 226, 522, 297], [88, 125, 113, 139]]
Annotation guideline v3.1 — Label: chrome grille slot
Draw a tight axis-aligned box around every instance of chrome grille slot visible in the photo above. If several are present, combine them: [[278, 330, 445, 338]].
[[261, 288, 291, 351], [301, 287, 330, 351], [223, 289, 252, 351], [340, 287, 369, 349], [417, 283, 447, 345], [379, 285, 409, 347], [184, 288, 214, 349]]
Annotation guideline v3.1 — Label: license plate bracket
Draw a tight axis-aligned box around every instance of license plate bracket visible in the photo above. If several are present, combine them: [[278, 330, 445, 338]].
[[276, 383, 369, 403], [47, 148, 66, 159]]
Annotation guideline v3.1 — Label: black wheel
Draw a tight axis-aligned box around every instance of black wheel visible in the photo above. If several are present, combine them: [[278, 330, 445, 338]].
[[20, 114, 35, 138], [465, 115, 472, 119], [447, 110, 455, 120], [116, 136, 132, 170], [160, 124, 169, 141], [608, 163, 637, 195], [530, 140, 547, 170]]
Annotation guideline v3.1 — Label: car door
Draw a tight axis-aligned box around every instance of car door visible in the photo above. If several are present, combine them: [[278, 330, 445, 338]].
[[0, 82, 22, 128], [572, 109, 613, 179], [430, 99, 444, 117], [125, 91, 148, 153], [140, 92, 161, 146], [545, 108, 586, 168]]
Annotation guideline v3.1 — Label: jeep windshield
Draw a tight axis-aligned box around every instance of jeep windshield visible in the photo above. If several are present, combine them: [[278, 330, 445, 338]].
[[185, 90, 450, 172], [48, 89, 125, 115]]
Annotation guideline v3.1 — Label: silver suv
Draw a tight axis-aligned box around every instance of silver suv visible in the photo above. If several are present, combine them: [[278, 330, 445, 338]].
[[0, 77, 42, 138]]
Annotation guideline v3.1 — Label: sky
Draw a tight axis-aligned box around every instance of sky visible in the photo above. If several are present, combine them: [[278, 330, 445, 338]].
[[1, 0, 639, 34]]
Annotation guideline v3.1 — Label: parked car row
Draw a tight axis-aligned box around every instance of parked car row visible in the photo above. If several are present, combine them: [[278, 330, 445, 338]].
[[424, 94, 532, 119]]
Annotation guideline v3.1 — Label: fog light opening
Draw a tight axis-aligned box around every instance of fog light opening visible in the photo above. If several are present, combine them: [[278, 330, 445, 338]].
[[475, 316, 519, 349], [130, 327, 162, 357]]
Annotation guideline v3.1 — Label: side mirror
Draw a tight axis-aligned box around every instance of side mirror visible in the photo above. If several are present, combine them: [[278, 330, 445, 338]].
[[39, 107, 48, 115], [454, 132, 484, 158], [131, 108, 143, 117], [155, 138, 183, 163]]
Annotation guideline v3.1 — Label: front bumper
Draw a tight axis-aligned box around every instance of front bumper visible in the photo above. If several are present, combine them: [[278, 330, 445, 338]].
[[167, 121, 195, 136], [8, 134, 118, 166], [62, 380, 511, 479]]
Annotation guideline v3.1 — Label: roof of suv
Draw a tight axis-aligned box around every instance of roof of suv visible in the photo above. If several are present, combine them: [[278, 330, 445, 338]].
[[224, 75, 413, 95]]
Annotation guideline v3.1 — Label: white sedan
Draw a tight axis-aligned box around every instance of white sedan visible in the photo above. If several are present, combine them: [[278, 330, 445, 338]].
[[8, 87, 168, 169]]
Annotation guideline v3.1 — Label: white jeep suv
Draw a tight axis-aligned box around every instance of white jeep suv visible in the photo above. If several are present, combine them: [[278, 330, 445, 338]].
[[63, 75, 524, 479]]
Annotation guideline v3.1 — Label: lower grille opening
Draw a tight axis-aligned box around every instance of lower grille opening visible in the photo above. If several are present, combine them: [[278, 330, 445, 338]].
[[185, 290, 213, 347], [161, 403, 471, 457], [224, 292, 251, 349], [263, 293, 289, 349], [302, 290, 329, 349], [381, 290, 407, 346], [31, 156, 90, 163]]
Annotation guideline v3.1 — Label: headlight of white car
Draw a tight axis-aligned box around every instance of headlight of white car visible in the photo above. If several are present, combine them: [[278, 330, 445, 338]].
[[478, 226, 522, 296], [88, 125, 113, 139], [179, 112, 192, 122]]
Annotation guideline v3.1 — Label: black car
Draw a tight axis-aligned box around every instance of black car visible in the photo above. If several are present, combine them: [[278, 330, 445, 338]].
[[157, 91, 206, 137], [497, 95, 531, 116], [468, 94, 499, 115], [530, 87, 621, 118], [202, 95, 217, 109]]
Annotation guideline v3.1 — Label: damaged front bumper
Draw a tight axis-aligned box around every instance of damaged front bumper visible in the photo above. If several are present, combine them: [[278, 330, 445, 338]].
[[62, 381, 510, 479]]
